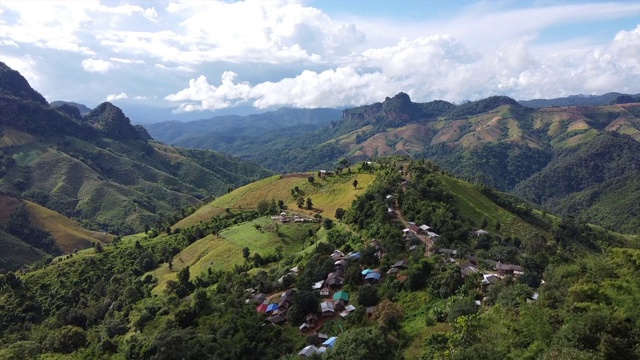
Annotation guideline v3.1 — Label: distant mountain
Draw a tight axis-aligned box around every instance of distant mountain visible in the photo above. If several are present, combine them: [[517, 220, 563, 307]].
[[50, 100, 92, 116], [147, 107, 342, 144], [154, 91, 640, 232], [0, 62, 272, 237], [518, 92, 640, 108]]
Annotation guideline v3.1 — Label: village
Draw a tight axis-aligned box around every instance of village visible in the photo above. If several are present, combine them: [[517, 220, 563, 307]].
[[245, 169, 534, 357]]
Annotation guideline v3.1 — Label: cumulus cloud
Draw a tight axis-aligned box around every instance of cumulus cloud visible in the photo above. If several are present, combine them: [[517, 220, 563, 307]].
[[166, 24, 640, 110], [106, 92, 128, 101], [81, 58, 114, 73]]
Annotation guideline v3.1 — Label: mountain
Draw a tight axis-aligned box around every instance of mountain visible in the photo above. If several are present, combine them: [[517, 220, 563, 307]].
[[50, 101, 92, 116], [151, 92, 640, 233], [0, 62, 272, 237], [146, 106, 342, 144], [518, 92, 640, 108]]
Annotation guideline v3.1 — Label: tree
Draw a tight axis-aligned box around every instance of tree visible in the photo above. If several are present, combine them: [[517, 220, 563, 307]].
[[44, 325, 87, 354], [308, 176, 314, 183], [496, 221, 502, 231], [372, 300, 404, 333], [288, 290, 320, 324], [335, 208, 346, 220], [481, 217, 488, 229], [358, 285, 379, 307], [242, 247, 250, 260], [297, 196, 305, 208], [327, 328, 397, 360], [323, 218, 333, 230], [339, 158, 349, 167], [306, 197, 313, 210], [353, 179, 359, 189]]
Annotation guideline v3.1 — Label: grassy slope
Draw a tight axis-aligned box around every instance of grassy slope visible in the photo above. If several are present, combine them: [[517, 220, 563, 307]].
[[23, 200, 114, 253], [0, 230, 47, 271], [439, 175, 552, 238], [152, 217, 321, 293], [0, 195, 113, 255], [175, 173, 376, 228]]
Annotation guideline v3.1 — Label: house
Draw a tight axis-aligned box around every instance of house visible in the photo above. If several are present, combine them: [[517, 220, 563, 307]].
[[317, 333, 329, 341], [266, 303, 279, 313], [495, 262, 523, 276], [391, 259, 409, 270], [312, 280, 325, 290], [320, 287, 330, 297], [256, 303, 268, 313], [471, 229, 489, 237], [345, 252, 361, 261], [438, 248, 457, 256], [333, 291, 350, 302], [323, 336, 338, 348], [366, 306, 376, 318], [365, 271, 382, 283], [461, 264, 479, 277], [326, 272, 344, 289], [408, 223, 420, 233], [330, 250, 344, 261], [266, 314, 286, 325], [419, 224, 431, 233], [321, 301, 335, 317], [250, 293, 267, 304], [280, 289, 296, 305], [335, 299, 348, 311], [345, 304, 356, 312], [403, 228, 411, 236], [370, 239, 382, 250], [427, 231, 440, 240], [388, 208, 395, 215], [299, 323, 311, 332], [306, 313, 319, 327], [298, 345, 319, 357], [361, 268, 374, 276], [481, 274, 501, 291]]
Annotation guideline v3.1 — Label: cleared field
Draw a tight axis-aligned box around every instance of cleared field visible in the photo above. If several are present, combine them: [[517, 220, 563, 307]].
[[154, 217, 320, 293], [176, 173, 377, 228], [25, 200, 114, 252], [439, 175, 550, 238]]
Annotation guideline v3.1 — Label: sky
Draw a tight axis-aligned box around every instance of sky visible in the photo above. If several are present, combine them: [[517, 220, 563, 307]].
[[1, 0, 639, 116]]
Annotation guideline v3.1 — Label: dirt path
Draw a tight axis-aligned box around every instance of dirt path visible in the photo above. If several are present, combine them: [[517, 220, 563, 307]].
[[393, 200, 433, 257]]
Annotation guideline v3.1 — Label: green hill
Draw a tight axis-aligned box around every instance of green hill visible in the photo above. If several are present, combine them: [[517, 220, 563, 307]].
[[151, 92, 640, 233], [0, 159, 632, 359], [0, 62, 271, 235]]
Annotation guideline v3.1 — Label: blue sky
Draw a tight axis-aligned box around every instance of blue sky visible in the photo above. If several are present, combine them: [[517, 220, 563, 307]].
[[0, 0, 639, 117]]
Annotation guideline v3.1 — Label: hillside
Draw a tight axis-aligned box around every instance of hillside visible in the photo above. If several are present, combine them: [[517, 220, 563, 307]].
[[518, 92, 640, 108], [0, 194, 114, 270], [151, 91, 640, 232], [0, 62, 271, 235], [0, 159, 632, 359]]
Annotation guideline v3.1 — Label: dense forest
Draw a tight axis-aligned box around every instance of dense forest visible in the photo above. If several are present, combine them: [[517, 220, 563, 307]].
[[1, 158, 636, 359]]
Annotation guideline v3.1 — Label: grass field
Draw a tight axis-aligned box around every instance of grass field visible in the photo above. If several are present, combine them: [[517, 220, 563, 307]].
[[439, 175, 551, 238], [175, 172, 377, 228], [154, 216, 321, 293], [0, 230, 47, 271]]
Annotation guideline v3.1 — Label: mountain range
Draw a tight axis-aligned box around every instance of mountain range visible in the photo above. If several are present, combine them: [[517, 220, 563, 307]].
[[148, 92, 640, 233], [0, 62, 271, 268]]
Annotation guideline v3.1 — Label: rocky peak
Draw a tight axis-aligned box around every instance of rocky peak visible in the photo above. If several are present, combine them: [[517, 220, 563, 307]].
[[85, 102, 142, 140]]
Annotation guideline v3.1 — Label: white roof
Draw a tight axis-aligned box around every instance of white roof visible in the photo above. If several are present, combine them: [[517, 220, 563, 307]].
[[312, 280, 325, 290], [345, 304, 356, 312], [298, 345, 319, 357], [419, 224, 431, 231]]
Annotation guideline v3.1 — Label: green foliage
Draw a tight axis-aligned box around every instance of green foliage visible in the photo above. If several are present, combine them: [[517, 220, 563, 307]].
[[328, 327, 399, 360]]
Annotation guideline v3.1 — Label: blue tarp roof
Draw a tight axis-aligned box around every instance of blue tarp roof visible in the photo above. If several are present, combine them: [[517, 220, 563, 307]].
[[365, 271, 381, 280], [322, 336, 337, 348], [266, 303, 279, 312], [361, 268, 373, 275]]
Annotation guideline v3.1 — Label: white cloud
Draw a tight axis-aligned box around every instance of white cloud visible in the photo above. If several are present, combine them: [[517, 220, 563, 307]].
[[106, 92, 128, 101], [166, 24, 640, 110], [110, 57, 144, 64], [81, 58, 114, 73]]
